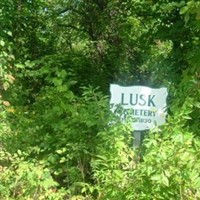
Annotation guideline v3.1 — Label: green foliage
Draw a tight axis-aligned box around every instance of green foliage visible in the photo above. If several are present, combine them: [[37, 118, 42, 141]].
[[1, 80, 110, 198], [83, 94, 198, 200], [0, 0, 200, 199], [91, 120, 134, 199], [0, 153, 66, 199], [128, 97, 200, 199]]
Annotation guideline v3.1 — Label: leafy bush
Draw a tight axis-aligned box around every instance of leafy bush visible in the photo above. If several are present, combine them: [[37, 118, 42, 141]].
[[90, 96, 200, 200], [1, 70, 200, 199], [0, 158, 66, 200]]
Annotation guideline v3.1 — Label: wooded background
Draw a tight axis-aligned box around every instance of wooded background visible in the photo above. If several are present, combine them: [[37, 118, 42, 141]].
[[0, 0, 200, 199]]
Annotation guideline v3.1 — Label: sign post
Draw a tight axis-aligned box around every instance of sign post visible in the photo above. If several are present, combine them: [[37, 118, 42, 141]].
[[133, 131, 143, 148], [110, 84, 168, 148]]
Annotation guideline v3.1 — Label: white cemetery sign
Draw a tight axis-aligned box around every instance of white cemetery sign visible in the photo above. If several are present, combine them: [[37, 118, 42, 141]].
[[110, 84, 168, 131]]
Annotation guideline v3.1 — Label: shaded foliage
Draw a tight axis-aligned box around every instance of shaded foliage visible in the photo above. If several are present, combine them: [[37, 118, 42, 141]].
[[0, 0, 200, 199]]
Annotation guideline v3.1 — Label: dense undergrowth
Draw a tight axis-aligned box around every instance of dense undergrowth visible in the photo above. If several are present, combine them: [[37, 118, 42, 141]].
[[0, 68, 200, 199], [0, 0, 200, 199]]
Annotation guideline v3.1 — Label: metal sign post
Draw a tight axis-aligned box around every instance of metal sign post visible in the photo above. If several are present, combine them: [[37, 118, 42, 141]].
[[133, 131, 144, 162], [133, 131, 143, 148]]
